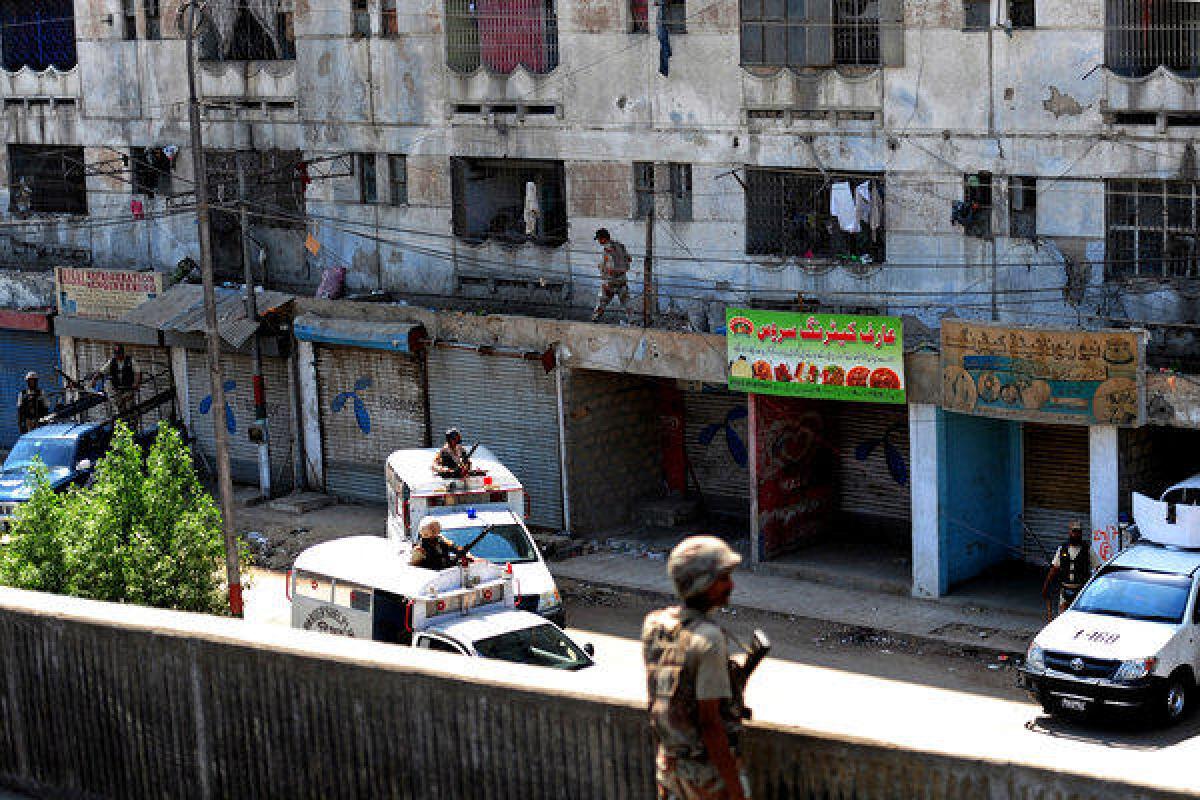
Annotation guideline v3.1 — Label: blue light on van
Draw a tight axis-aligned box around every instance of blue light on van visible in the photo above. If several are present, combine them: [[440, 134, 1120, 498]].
[[466, 508, 477, 519]]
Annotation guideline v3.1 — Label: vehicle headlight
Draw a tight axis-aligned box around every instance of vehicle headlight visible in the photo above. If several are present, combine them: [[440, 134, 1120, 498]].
[[1026, 644, 1045, 671], [539, 590, 561, 611], [1113, 657, 1157, 682]]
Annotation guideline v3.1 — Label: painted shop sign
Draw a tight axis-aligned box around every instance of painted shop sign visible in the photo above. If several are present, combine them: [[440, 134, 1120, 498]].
[[55, 267, 164, 320], [940, 320, 1145, 426], [725, 308, 906, 404]]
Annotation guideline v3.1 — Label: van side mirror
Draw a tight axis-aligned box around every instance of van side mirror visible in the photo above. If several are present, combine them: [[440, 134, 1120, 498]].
[[583, 643, 595, 657], [75, 459, 93, 472]]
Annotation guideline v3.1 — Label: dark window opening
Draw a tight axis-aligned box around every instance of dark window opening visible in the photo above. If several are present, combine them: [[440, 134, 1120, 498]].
[[0, 0, 78, 71], [1008, 0, 1034, 29], [446, 0, 559, 74], [634, 162, 655, 219], [358, 153, 378, 204], [1112, 111, 1159, 125], [670, 163, 692, 222], [199, 1, 296, 61], [661, 0, 686, 33], [526, 104, 557, 114], [122, 0, 138, 39], [146, 0, 162, 39], [1106, 0, 1200, 77], [451, 158, 567, 246], [1009, 176, 1037, 238], [963, 0, 990, 31], [960, 172, 992, 237], [834, 0, 878, 64], [631, 0, 648, 32], [131, 147, 173, 196], [745, 167, 885, 262], [382, 0, 399, 34], [389, 154, 407, 206], [353, 0, 371, 35], [8, 144, 87, 214], [1106, 179, 1200, 279]]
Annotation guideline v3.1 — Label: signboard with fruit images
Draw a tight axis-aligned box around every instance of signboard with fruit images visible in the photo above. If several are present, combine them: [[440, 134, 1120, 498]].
[[940, 320, 1146, 426], [726, 309, 906, 403]]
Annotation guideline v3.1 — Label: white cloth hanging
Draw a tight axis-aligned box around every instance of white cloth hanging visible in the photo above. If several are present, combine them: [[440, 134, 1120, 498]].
[[830, 181, 859, 233], [869, 182, 883, 241], [524, 181, 541, 237], [854, 181, 872, 230]]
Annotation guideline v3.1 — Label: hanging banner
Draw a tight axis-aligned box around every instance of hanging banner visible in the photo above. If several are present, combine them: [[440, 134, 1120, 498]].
[[940, 320, 1146, 426], [55, 267, 165, 321], [725, 308, 906, 404]]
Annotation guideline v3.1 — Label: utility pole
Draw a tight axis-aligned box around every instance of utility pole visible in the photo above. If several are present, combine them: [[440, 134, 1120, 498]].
[[238, 159, 271, 500], [643, 198, 655, 327], [185, 1, 243, 617]]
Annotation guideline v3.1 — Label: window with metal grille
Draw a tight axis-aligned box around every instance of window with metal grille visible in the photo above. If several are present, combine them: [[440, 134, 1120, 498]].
[[451, 158, 567, 246], [1106, 180, 1200, 279], [741, 0, 892, 68], [122, 0, 138, 39], [745, 168, 885, 261], [634, 162, 654, 219], [131, 147, 173, 196], [661, 0, 686, 33], [1106, 0, 1200, 77], [670, 163, 692, 222], [145, 0, 162, 39], [353, 0, 371, 35], [382, 0, 399, 34], [358, 153, 378, 204], [0, 0, 78, 71], [1008, 0, 1034, 29], [388, 154, 407, 206], [205, 149, 305, 229], [963, 0, 989, 31], [1009, 176, 1037, 238], [445, 0, 559, 73], [631, 0, 649, 32], [962, 172, 992, 237], [833, 0, 878, 64], [198, 1, 296, 61], [8, 145, 87, 214]]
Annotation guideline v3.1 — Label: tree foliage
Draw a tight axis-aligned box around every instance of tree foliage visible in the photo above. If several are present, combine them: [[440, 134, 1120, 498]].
[[0, 423, 243, 614]]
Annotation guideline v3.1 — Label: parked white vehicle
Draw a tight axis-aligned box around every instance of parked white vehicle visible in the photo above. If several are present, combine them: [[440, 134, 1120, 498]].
[[1133, 474, 1200, 548], [384, 447, 564, 625], [1019, 542, 1200, 725], [290, 536, 593, 670]]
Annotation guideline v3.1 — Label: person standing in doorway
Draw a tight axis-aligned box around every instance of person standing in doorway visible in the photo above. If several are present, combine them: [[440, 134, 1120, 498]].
[[16, 371, 48, 434], [98, 345, 141, 420], [643, 536, 750, 800], [591, 228, 632, 325], [1042, 520, 1094, 620]]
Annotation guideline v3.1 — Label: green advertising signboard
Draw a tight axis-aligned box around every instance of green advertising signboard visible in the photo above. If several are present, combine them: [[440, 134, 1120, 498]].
[[725, 308, 906, 403]]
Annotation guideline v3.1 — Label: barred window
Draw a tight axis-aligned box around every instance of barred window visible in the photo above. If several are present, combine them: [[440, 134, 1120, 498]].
[[833, 0, 878, 64], [745, 167, 884, 261], [633, 162, 654, 219], [382, 0, 399, 34], [451, 158, 567, 246], [122, 0, 138, 39], [445, 0, 559, 74], [631, 0, 649, 32], [1106, 0, 1200, 78], [0, 0, 77, 71], [353, 0, 371, 35], [358, 153, 378, 204], [8, 145, 87, 214], [146, 0, 163, 40], [1009, 176, 1036, 238], [131, 147, 173, 196], [740, 0, 900, 68], [388, 154, 408, 206], [1106, 180, 1200, 279], [661, 0, 686, 34], [962, 0, 989, 31], [669, 163, 692, 222], [198, 1, 296, 61], [1008, 0, 1034, 29]]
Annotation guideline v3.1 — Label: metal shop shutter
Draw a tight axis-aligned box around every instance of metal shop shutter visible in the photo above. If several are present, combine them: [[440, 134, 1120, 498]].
[[1023, 423, 1090, 564], [73, 339, 172, 423], [185, 350, 295, 492], [0, 330, 59, 450], [833, 402, 912, 523], [316, 345, 426, 504], [683, 387, 750, 515], [427, 348, 562, 529]]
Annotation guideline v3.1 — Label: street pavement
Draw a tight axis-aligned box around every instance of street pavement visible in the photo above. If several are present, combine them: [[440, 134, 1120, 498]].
[[244, 568, 1200, 796]]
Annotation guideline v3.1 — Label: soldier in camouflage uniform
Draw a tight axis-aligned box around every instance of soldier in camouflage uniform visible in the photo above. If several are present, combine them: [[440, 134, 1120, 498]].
[[642, 536, 749, 800]]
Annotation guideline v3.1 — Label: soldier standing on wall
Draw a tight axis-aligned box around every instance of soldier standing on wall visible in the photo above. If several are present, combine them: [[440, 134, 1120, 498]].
[[642, 536, 755, 800]]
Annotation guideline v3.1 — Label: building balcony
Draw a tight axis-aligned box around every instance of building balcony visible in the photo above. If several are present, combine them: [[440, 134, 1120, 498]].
[[0, 65, 80, 103]]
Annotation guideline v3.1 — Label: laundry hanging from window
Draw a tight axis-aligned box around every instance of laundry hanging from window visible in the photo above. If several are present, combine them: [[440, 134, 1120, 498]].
[[446, 0, 559, 73]]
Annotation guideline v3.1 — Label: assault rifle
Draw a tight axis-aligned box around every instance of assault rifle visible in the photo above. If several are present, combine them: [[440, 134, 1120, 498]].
[[727, 629, 771, 720]]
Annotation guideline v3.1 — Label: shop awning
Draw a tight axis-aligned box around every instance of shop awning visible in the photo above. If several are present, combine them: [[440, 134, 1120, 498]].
[[121, 284, 294, 349], [293, 315, 426, 353]]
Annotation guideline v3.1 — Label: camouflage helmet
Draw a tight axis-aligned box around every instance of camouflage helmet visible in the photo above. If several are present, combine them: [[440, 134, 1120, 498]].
[[667, 535, 742, 600]]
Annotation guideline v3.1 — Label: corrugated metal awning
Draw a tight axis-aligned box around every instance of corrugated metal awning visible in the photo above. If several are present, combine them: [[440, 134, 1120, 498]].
[[293, 314, 426, 353], [121, 283, 293, 349]]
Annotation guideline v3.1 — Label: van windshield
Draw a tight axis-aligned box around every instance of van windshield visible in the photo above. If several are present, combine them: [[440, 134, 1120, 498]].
[[474, 623, 592, 670], [1072, 568, 1193, 624], [442, 524, 538, 564], [4, 438, 76, 471]]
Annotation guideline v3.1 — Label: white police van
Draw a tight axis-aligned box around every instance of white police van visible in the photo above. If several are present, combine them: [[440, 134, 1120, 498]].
[[290, 535, 593, 670], [1020, 478, 1200, 725], [385, 447, 564, 625]]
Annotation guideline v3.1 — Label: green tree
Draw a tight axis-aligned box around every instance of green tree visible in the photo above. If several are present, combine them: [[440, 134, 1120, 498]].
[[0, 422, 242, 615]]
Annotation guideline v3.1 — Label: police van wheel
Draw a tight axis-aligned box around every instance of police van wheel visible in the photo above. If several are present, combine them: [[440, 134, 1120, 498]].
[[1156, 672, 1192, 726]]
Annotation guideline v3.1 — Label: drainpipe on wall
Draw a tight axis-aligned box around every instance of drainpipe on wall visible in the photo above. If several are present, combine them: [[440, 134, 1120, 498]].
[[554, 344, 571, 536], [287, 343, 307, 492]]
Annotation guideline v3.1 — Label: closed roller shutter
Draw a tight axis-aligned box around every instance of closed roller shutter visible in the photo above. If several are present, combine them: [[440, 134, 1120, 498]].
[[185, 350, 294, 492], [683, 387, 750, 516], [73, 339, 172, 423], [316, 345, 426, 504], [834, 403, 911, 523], [427, 348, 562, 528], [0, 330, 59, 449], [1023, 423, 1089, 564]]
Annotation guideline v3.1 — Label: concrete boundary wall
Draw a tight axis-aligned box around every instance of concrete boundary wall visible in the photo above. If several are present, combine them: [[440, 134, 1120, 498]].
[[0, 589, 1190, 800]]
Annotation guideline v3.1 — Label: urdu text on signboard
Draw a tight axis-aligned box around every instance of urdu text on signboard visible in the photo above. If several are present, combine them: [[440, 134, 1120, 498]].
[[725, 308, 906, 404], [940, 319, 1145, 426]]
